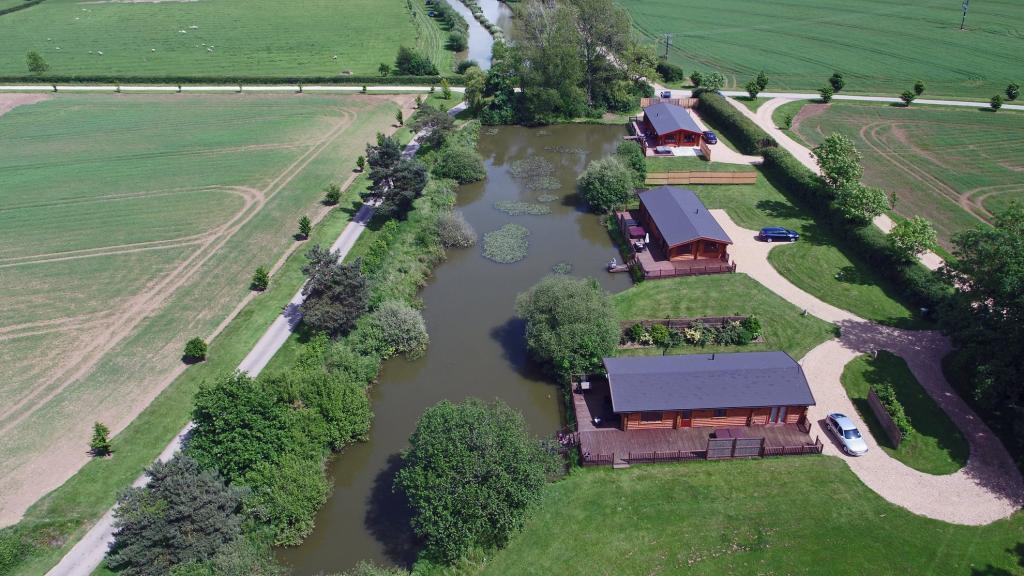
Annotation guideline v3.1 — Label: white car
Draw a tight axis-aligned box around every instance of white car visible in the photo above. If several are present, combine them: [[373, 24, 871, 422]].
[[825, 413, 869, 456]]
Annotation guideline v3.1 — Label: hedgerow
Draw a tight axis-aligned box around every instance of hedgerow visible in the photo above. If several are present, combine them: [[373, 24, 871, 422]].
[[696, 91, 776, 154]]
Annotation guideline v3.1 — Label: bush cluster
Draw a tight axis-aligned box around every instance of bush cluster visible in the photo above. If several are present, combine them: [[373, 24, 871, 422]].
[[695, 92, 776, 154], [353, 300, 429, 360], [872, 382, 913, 439], [436, 210, 477, 248], [431, 144, 486, 184], [623, 317, 761, 348]]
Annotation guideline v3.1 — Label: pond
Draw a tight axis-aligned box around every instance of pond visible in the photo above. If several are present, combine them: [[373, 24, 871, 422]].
[[277, 124, 631, 574], [447, 0, 513, 69]]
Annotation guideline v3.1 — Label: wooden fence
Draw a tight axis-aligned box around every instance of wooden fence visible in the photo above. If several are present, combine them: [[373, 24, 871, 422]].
[[582, 453, 614, 467], [868, 388, 903, 448], [645, 171, 758, 186], [637, 261, 737, 279], [581, 436, 824, 466], [640, 97, 698, 108], [700, 139, 712, 161]]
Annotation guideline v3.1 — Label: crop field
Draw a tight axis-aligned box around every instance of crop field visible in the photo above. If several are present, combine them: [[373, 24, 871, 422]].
[[791, 101, 1024, 248], [0, 92, 411, 526], [621, 0, 1024, 99], [0, 0, 450, 77]]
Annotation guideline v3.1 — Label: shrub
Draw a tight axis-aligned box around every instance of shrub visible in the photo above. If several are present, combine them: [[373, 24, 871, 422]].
[[250, 266, 270, 291], [900, 90, 916, 106], [431, 145, 486, 184], [913, 80, 925, 96], [829, 72, 845, 92], [356, 155, 366, 172], [298, 215, 312, 239], [648, 323, 670, 347], [90, 422, 112, 457], [873, 382, 913, 438], [356, 300, 430, 360], [745, 79, 760, 99], [990, 94, 1004, 111], [441, 78, 451, 100], [615, 140, 646, 186], [696, 91, 776, 154], [688, 71, 702, 87], [1006, 82, 1020, 101], [395, 46, 438, 76], [482, 223, 529, 263], [437, 210, 477, 248], [819, 85, 834, 103], [698, 71, 725, 93], [515, 275, 619, 380], [324, 183, 342, 205], [393, 398, 559, 564], [577, 156, 633, 213], [627, 323, 648, 344], [889, 216, 937, 261], [755, 70, 769, 91], [300, 245, 369, 337], [183, 337, 208, 362], [741, 315, 762, 339], [683, 321, 712, 346], [323, 341, 381, 386], [656, 61, 684, 83], [447, 31, 468, 52], [25, 51, 48, 75], [456, 59, 479, 74], [378, 63, 390, 77]]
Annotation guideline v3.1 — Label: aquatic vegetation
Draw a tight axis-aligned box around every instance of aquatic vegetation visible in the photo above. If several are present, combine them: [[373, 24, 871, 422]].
[[482, 223, 530, 263], [494, 201, 551, 216]]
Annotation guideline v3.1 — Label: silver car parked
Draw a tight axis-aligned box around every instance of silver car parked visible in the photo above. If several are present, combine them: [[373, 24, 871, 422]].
[[825, 413, 869, 456]]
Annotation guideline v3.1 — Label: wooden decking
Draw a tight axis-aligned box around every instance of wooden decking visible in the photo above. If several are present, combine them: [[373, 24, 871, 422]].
[[616, 211, 736, 279], [572, 379, 822, 467]]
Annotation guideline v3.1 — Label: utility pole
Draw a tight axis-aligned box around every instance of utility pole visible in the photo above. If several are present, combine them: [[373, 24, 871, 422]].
[[662, 33, 673, 59], [960, 0, 969, 30]]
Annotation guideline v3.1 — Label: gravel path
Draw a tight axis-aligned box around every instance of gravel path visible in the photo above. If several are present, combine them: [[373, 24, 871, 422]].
[[713, 208, 1024, 525]]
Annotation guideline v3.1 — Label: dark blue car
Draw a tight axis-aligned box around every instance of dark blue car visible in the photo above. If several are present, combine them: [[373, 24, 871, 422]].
[[759, 227, 800, 242], [702, 131, 718, 145]]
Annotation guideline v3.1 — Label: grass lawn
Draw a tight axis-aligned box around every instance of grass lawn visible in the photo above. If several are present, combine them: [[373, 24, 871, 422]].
[[841, 351, 969, 475], [0, 0, 453, 77], [645, 155, 754, 173], [613, 274, 836, 360], [771, 99, 808, 130], [0, 94, 405, 567], [734, 95, 762, 113], [435, 459, 1024, 575], [791, 101, 1024, 248], [622, 0, 1024, 99]]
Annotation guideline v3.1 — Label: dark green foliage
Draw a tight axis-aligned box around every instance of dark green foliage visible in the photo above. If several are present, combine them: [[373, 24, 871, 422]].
[[251, 266, 270, 291], [832, 184, 888, 226], [90, 422, 112, 457], [432, 144, 486, 184], [183, 337, 208, 361], [300, 245, 369, 337], [745, 79, 760, 99], [872, 381, 913, 438], [334, 561, 409, 576], [377, 63, 390, 77], [356, 155, 366, 172], [447, 31, 468, 52], [361, 220, 400, 276], [755, 70, 769, 91], [913, 80, 925, 96], [577, 156, 633, 213], [696, 71, 724, 93], [324, 183, 342, 205], [410, 103, 455, 149], [689, 71, 702, 87], [377, 159, 430, 221], [107, 456, 244, 576], [298, 215, 312, 239], [395, 46, 439, 76], [394, 398, 559, 564], [1007, 82, 1020, 101], [615, 140, 646, 186], [366, 133, 403, 188], [656, 60, 684, 83], [351, 300, 429, 360], [456, 59, 479, 74], [991, 94, 1004, 111], [819, 85, 834, 103], [829, 72, 845, 92], [515, 275, 620, 380], [695, 91, 776, 154], [26, 51, 48, 74], [900, 90, 916, 106]]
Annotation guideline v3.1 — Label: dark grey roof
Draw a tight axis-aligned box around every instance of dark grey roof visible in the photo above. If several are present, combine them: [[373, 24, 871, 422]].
[[604, 352, 816, 412], [639, 187, 732, 246], [643, 102, 702, 136]]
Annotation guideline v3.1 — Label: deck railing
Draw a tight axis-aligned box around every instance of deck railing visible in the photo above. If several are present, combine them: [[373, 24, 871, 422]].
[[588, 436, 825, 467], [763, 437, 824, 457], [582, 452, 614, 466], [639, 261, 737, 279]]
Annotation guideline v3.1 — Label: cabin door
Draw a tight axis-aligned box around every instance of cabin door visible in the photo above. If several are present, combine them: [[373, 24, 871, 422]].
[[679, 410, 692, 428], [768, 406, 787, 424]]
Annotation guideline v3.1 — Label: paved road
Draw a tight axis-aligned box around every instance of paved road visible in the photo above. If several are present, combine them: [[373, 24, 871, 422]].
[[657, 88, 1024, 112], [44, 101, 466, 576]]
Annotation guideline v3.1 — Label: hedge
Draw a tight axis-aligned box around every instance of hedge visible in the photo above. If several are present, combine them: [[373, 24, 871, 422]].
[[696, 91, 776, 154], [0, 74, 462, 85], [0, 0, 45, 17], [759, 146, 950, 311]]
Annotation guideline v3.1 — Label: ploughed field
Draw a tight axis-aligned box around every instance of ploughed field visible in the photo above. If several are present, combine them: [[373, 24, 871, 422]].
[[791, 101, 1024, 248], [621, 0, 1024, 99], [0, 0, 447, 77], [0, 93, 404, 526]]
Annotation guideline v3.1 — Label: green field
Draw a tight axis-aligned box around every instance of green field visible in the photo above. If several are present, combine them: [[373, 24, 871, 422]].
[[791, 101, 1024, 248], [841, 351, 969, 475], [622, 0, 1024, 99], [0, 0, 451, 77], [613, 274, 836, 360], [431, 459, 1024, 575], [0, 93, 406, 528]]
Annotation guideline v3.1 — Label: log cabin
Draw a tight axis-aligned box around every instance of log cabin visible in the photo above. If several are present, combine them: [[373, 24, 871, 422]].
[[603, 352, 816, 431], [636, 186, 732, 263], [642, 102, 704, 148]]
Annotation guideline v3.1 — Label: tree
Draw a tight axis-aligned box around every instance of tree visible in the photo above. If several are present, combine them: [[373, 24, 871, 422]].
[[577, 156, 633, 213], [913, 80, 925, 96], [515, 275, 620, 380], [26, 51, 48, 75], [819, 85, 834, 103], [833, 184, 888, 226], [298, 215, 312, 239], [431, 144, 486, 184], [569, 0, 631, 103], [900, 90, 916, 106], [698, 71, 724, 93], [395, 46, 438, 76], [394, 398, 559, 564], [356, 155, 366, 172], [689, 71, 702, 87], [90, 422, 112, 457], [409, 104, 455, 148], [299, 246, 368, 337], [812, 132, 862, 191], [991, 94, 1004, 111], [829, 72, 845, 92], [107, 456, 244, 576], [250, 266, 270, 291], [447, 31, 468, 52], [366, 133, 403, 188], [377, 159, 429, 220], [456, 59, 479, 74], [395, 110, 403, 127], [441, 78, 451, 100], [1006, 82, 1020, 101], [755, 70, 769, 91], [323, 183, 341, 205], [615, 140, 646, 186], [378, 63, 390, 77], [183, 337, 208, 362], [888, 216, 937, 261], [745, 79, 760, 100], [463, 66, 487, 113], [656, 60, 684, 83]]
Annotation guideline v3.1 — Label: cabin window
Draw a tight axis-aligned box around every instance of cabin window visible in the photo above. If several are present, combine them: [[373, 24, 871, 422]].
[[713, 409, 727, 418], [680, 410, 692, 419], [704, 242, 719, 252], [640, 411, 664, 423]]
